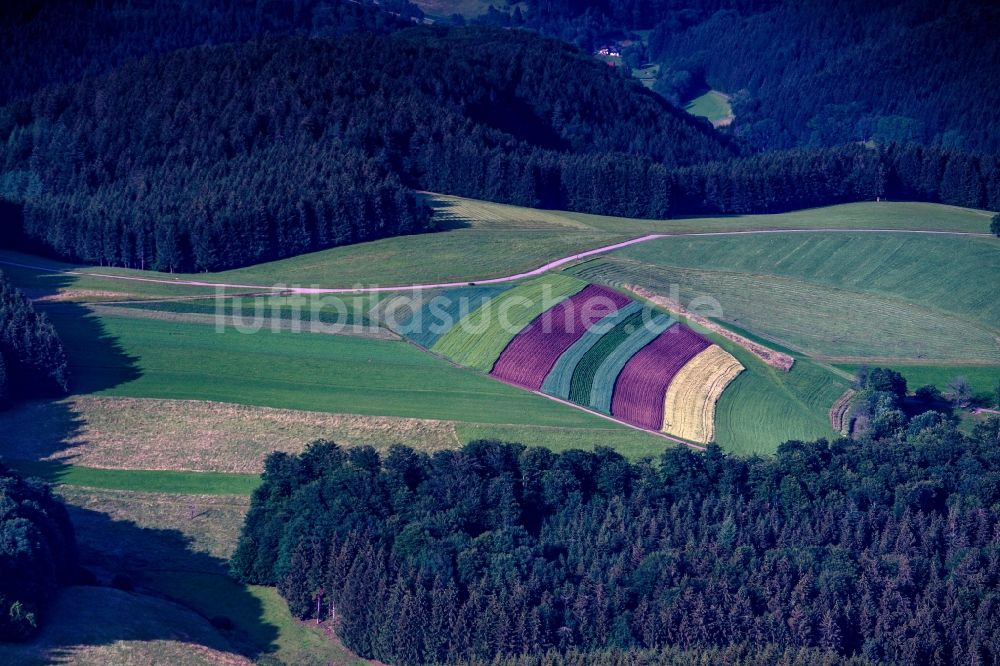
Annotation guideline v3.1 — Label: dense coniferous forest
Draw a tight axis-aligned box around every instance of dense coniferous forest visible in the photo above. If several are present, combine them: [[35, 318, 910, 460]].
[[520, 0, 1000, 153], [0, 271, 69, 404], [0, 28, 730, 271], [673, 143, 1000, 215], [231, 412, 1000, 665], [0, 464, 79, 641], [460, 644, 868, 665], [2, 24, 997, 270], [0, 0, 425, 106]]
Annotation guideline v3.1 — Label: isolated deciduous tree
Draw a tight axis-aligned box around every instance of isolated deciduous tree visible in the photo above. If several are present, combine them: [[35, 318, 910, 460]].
[[947, 376, 973, 407]]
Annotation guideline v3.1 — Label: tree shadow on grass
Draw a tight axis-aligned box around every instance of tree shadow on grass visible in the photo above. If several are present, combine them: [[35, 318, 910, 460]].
[[417, 194, 473, 232], [0, 268, 280, 661], [25, 500, 279, 661], [1, 268, 143, 468]]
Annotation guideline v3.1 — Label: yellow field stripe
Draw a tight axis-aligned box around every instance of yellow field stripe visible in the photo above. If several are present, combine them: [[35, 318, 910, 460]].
[[661, 345, 744, 443]]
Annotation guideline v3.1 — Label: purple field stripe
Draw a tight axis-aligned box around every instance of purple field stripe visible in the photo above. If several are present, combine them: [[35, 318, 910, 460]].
[[610, 325, 711, 431], [490, 284, 632, 390]]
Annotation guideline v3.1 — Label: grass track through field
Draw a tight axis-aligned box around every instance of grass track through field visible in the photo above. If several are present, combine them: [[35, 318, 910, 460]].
[[5, 459, 260, 494], [2, 228, 991, 295]]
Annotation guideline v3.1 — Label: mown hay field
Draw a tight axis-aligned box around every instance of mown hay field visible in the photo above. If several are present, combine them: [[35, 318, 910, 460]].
[[661, 345, 745, 443], [572, 258, 1000, 363], [712, 351, 846, 455], [614, 232, 1000, 333], [0, 397, 461, 474]]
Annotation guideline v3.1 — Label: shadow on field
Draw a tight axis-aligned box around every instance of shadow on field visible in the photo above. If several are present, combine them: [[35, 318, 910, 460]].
[[420, 195, 474, 231], [2, 261, 279, 661], [0, 269, 142, 466], [43, 503, 279, 660]]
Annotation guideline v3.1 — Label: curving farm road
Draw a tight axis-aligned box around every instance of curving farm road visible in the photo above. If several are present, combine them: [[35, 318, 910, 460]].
[[1, 226, 993, 452], [0, 228, 991, 295]]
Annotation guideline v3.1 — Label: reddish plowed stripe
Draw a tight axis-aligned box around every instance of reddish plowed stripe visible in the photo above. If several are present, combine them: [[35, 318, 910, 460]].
[[610, 325, 711, 430], [490, 285, 632, 390]]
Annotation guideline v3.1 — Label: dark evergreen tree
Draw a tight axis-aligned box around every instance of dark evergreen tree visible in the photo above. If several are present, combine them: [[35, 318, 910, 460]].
[[0, 271, 69, 402], [232, 416, 1000, 664], [0, 464, 79, 641]]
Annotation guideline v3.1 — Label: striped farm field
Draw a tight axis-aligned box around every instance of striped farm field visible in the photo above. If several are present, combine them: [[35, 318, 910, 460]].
[[431, 274, 586, 371], [610, 325, 711, 430], [541, 302, 643, 398], [586, 314, 675, 413], [567, 309, 647, 406], [490, 284, 631, 389], [661, 345, 745, 443]]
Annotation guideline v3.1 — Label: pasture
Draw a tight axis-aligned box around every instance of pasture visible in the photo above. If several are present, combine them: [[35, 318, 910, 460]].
[[684, 90, 734, 127], [46, 308, 612, 428], [613, 232, 1000, 332], [571, 256, 1000, 363], [2, 197, 991, 300]]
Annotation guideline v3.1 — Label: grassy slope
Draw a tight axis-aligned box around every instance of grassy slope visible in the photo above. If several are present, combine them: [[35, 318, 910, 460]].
[[455, 423, 673, 458], [615, 233, 1000, 332], [0, 585, 249, 666], [48, 487, 367, 665], [2, 197, 990, 297], [576, 232, 1000, 363], [49, 309, 610, 428], [713, 354, 845, 455], [4, 459, 259, 494], [685, 90, 734, 125]]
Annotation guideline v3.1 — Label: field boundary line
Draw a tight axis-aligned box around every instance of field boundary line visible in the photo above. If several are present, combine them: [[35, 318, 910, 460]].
[[530, 390, 706, 452], [3, 228, 992, 294]]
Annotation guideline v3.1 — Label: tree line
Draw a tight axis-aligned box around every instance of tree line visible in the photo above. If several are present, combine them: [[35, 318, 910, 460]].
[[0, 271, 68, 405], [0, 464, 78, 641], [458, 644, 867, 665], [0, 27, 732, 272], [2, 26, 997, 272], [231, 411, 1000, 664]]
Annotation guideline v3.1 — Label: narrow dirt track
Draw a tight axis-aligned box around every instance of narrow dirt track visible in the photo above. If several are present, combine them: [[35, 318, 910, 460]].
[[2, 226, 992, 452], [1, 228, 991, 295]]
